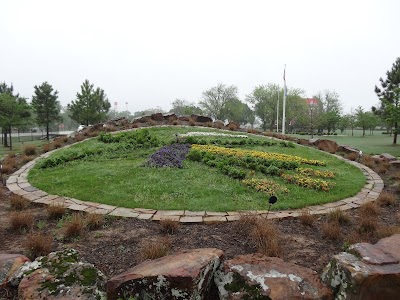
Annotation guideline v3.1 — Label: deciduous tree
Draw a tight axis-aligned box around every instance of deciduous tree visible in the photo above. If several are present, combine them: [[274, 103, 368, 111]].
[[169, 99, 202, 116], [199, 84, 238, 120]]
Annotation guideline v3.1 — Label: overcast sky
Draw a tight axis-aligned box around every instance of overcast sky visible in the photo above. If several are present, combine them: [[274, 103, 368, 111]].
[[1, 0, 399, 114]]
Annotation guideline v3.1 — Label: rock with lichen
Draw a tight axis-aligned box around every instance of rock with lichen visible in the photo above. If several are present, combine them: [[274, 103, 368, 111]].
[[14, 249, 106, 300], [106, 248, 224, 300], [215, 253, 332, 300], [321, 234, 400, 300], [0, 253, 31, 287]]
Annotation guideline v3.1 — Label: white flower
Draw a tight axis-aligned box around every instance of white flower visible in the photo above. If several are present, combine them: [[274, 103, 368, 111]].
[[178, 132, 248, 138]]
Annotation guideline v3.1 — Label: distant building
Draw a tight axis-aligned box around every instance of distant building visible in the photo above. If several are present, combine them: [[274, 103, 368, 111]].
[[306, 98, 318, 106]]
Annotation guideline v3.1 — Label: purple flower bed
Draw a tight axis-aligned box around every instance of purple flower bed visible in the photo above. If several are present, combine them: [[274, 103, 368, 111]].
[[147, 144, 191, 168]]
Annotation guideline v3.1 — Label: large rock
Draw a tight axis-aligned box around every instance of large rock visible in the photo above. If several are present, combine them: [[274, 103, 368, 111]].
[[380, 153, 397, 161], [15, 249, 106, 300], [151, 112, 165, 122], [322, 234, 400, 300], [191, 114, 212, 123], [214, 254, 332, 300], [107, 248, 224, 300], [0, 253, 30, 286], [389, 160, 400, 170], [227, 121, 240, 131], [340, 145, 360, 156], [164, 114, 178, 121]]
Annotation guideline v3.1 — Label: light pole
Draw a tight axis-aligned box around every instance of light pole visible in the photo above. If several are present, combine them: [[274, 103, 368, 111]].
[[309, 100, 317, 138], [310, 105, 314, 138]]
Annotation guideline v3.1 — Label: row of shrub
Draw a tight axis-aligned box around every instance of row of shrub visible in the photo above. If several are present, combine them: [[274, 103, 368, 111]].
[[98, 129, 160, 147], [37, 130, 161, 169]]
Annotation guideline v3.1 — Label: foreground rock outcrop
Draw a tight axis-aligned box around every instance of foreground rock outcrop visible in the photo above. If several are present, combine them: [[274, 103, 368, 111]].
[[12, 249, 106, 300], [0, 253, 30, 286], [214, 254, 332, 300], [322, 234, 400, 300], [107, 248, 224, 300]]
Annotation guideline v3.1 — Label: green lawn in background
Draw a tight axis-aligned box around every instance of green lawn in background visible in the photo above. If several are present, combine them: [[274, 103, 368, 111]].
[[28, 127, 366, 212], [290, 129, 400, 157], [0, 136, 47, 158]]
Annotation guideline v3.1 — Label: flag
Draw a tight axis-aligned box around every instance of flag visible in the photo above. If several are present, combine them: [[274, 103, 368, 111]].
[[283, 65, 287, 97]]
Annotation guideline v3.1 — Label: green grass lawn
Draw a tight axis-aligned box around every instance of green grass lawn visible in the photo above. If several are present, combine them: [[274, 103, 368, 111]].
[[28, 127, 366, 212], [291, 129, 400, 157], [0, 137, 47, 159]]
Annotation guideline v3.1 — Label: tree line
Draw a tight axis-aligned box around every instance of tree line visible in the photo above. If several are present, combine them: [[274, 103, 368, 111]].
[[0, 79, 111, 149], [1, 57, 399, 147]]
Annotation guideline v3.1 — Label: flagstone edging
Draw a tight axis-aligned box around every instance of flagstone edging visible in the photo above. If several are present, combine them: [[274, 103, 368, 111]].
[[6, 146, 383, 224]]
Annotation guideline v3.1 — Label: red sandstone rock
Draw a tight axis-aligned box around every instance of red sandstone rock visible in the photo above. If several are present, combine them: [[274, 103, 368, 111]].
[[215, 254, 332, 300], [107, 248, 224, 300], [322, 234, 400, 300], [191, 114, 212, 123], [0, 253, 30, 286], [164, 114, 178, 121], [151, 112, 165, 122]]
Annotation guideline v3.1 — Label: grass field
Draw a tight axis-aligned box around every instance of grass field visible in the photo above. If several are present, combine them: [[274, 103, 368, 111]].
[[0, 136, 47, 159], [291, 129, 400, 157], [28, 127, 366, 211]]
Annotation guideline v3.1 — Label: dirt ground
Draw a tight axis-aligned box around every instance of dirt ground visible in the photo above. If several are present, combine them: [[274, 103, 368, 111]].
[[1, 164, 399, 299]]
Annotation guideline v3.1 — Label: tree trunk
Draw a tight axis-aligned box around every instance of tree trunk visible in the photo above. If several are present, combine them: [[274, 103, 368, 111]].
[[3, 131, 8, 147], [393, 122, 398, 144], [9, 126, 12, 150], [46, 123, 50, 141]]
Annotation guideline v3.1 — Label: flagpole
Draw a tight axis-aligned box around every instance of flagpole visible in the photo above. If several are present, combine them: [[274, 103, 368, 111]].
[[282, 64, 287, 134], [276, 85, 279, 132]]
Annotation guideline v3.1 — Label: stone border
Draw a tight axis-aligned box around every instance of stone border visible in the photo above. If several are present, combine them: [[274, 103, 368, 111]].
[[5, 137, 384, 223]]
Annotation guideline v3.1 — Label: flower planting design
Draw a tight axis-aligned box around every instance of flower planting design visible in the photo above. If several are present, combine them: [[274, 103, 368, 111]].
[[147, 144, 191, 168], [187, 144, 336, 193]]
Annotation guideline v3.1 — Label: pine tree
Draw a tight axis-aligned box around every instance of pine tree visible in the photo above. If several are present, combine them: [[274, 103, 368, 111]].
[[68, 80, 111, 126], [31, 82, 61, 140], [375, 57, 400, 144]]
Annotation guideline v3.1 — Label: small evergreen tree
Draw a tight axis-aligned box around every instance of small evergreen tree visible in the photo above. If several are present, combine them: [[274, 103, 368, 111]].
[[68, 80, 111, 126], [31, 82, 61, 140], [375, 57, 400, 144]]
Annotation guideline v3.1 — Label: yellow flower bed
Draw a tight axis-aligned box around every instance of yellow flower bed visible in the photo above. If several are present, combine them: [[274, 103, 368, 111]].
[[280, 173, 335, 191], [296, 167, 335, 178], [191, 144, 326, 166], [242, 178, 288, 195]]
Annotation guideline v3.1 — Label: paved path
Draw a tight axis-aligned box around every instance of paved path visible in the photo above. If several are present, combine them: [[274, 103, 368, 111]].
[[6, 150, 383, 223]]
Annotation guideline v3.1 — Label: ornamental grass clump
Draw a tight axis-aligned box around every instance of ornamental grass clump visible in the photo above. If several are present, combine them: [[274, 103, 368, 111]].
[[377, 191, 397, 206], [299, 209, 315, 226], [327, 208, 351, 225], [25, 232, 53, 259], [249, 219, 281, 257], [23, 144, 37, 156], [47, 203, 67, 219], [159, 219, 180, 234], [10, 194, 30, 210], [10, 211, 34, 231], [147, 144, 190, 168], [140, 237, 171, 260]]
